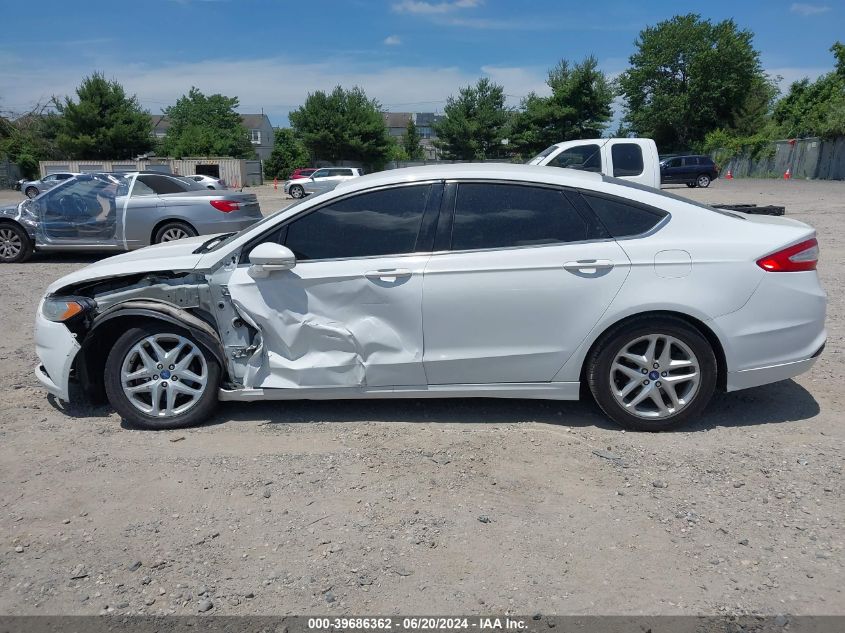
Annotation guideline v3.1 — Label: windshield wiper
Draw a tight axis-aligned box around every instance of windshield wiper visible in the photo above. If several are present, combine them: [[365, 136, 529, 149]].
[[194, 233, 236, 254]]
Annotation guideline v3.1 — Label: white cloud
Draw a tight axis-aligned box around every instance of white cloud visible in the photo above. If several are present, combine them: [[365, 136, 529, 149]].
[[766, 66, 829, 90], [384, 35, 402, 46], [392, 0, 481, 15], [789, 3, 831, 15], [0, 56, 552, 124]]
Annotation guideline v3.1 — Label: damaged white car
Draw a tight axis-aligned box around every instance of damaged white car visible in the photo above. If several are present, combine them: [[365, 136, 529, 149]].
[[34, 164, 826, 431]]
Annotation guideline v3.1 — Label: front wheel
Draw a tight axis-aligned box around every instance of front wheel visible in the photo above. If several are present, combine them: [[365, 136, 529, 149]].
[[104, 323, 220, 429], [153, 221, 197, 244], [0, 223, 33, 263], [587, 317, 717, 431], [289, 184, 304, 199], [696, 174, 711, 188]]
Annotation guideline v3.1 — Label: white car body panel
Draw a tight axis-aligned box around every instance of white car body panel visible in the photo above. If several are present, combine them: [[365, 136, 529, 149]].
[[35, 163, 826, 415], [421, 240, 630, 384]]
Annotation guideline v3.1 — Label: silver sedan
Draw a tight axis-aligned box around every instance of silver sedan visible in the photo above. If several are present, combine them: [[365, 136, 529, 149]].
[[283, 167, 362, 198], [0, 172, 263, 263], [20, 172, 80, 199]]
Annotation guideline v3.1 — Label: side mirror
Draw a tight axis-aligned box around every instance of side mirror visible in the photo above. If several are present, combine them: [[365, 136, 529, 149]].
[[248, 242, 296, 278]]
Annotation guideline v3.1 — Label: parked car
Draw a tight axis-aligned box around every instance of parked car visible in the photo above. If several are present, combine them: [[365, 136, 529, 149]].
[[187, 174, 227, 190], [0, 172, 262, 263], [284, 167, 362, 199], [19, 172, 80, 199], [660, 155, 720, 188], [289, 168, 318, 181], [33, 164, 825, 432], [528, 138, 660, 188]]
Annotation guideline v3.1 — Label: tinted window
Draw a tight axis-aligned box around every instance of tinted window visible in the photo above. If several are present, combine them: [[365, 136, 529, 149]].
[[137, 175, 188, 194], [547, 145, 601, 172], [284, 185, 431, 260], [311, 170, 330, 178], [56, 173, 74, 180], [452, 184, 589, 250], [699, 156, 714, 166], [665, 157, 681, 168], [131, 179, 156, 197], [581, 193, 666, 238], [611, 143, 644, 177], [328, 169, 352, 177], [682, 156, 699, 167]]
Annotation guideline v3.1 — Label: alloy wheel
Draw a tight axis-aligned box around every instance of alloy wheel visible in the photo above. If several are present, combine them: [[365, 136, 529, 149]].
[[0, 228, 23, 261], [697, 175, 711, 188], [609, 334, 701, 419], [120, 333, 209, 418], [160, 227, 190, 242]]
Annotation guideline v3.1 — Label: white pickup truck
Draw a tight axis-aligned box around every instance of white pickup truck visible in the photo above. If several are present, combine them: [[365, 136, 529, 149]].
[[527, 138, 660, 189]]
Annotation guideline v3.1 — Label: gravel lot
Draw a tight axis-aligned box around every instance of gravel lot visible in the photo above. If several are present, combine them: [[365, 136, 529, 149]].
[[0, 178, 842, 616]]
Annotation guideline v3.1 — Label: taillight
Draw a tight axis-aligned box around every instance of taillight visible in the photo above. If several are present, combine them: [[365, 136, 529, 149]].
[[210, 199, 240, 213], [757, 238, 819, 272]]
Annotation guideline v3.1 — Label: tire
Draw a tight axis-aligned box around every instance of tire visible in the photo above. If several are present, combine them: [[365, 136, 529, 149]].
[[104, 322, 220, 430], [586, 316, 717, 431], [25, 187, 38, 199], [153, 221, 197, 244], [0, 223, 34, 263], [289, 185, 304, 199], [686, 183, 696, 188], [696, 174, 711, 188]]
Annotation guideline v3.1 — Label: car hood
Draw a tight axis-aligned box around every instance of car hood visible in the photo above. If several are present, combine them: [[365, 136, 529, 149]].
[[46, 234, 214, 294]]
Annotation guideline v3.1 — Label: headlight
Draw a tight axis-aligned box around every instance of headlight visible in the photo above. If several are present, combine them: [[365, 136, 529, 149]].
[[42, 297, 92, 322]]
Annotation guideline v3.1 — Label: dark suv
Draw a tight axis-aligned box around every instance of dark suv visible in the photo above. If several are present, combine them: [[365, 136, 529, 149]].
[[660, 155, 720, 188]]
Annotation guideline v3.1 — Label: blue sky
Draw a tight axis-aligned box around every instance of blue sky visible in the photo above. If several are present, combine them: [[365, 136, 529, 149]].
[[1, 0, 842, 128]]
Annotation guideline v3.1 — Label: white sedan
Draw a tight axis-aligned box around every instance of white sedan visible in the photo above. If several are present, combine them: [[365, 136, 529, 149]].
[[33, 164, 826, 431]]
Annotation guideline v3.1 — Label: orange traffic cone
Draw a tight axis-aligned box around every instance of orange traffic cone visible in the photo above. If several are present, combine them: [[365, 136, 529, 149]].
[[726, 169, 733, 180], [783, 168, 791, 180]]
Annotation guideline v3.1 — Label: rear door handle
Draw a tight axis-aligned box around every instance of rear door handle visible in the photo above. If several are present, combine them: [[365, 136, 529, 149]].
[[365, 268, 412, 281], [563, 259, 615, 273]]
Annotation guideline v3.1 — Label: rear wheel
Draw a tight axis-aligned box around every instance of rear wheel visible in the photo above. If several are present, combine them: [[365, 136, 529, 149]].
[[587, 317, 717, 431], [696, 174, 711, 188], [153, 221, 197, 244], [0, 223, 33, 263], [25, 186, 38, 199], [104, 323, 220, 430], [289, 184, 304, 199]]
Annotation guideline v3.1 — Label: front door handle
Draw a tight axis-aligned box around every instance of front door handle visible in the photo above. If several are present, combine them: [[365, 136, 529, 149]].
[[365, 268, 412, 281], [563, 259, 615, 273]]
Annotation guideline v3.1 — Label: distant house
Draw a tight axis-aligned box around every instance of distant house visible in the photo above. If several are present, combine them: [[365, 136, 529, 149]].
[[382, 112, 444, 160], [150, 113, 275, 161]]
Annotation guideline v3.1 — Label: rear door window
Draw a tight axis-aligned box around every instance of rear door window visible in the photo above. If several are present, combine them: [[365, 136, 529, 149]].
[[136, 175, 189, 194], [451, 183, 590, 250], [682, 157, 700, 166], [611, 143, 644, 177]]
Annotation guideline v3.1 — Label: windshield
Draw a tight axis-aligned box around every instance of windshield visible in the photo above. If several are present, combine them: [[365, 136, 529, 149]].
[[195, 197, 312, 253], [527, 145, 560, 164]]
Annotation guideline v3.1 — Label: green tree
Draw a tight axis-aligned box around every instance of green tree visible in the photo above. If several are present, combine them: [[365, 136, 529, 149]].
[[402, 118, 424, 160], [618, 14, 764, 151], [289, 86, 390, 168], [508, 56, 614, 158], [0, 104, 64, 179], [263, 128, 310, 179], [161, 87, 255, 158], [773, 42, 845, 139], [53, 73, 152, 159], [435, 78, 509, 160]]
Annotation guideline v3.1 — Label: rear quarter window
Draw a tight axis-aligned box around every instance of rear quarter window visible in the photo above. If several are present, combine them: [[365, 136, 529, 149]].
[[581, 193, 667, 238]]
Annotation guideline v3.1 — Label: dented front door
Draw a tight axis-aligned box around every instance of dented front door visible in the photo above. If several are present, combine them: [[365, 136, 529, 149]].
[[222, 183, 438, 390], [225, 256, 429, 389]]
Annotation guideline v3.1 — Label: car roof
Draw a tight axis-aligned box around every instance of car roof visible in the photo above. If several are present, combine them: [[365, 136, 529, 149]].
[[333, 162, 602, 195]]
